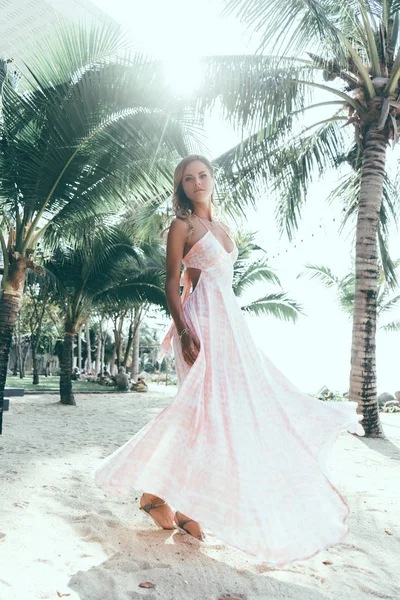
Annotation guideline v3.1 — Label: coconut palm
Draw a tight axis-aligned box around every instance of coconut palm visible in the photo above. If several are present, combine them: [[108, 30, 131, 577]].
[[44, 227, 167, 406], [300, 262, 400, 328], [22, 272, 57, 385], [193, 0, 400, 436], [0, 20, 200, 430], [99, 261, 167, 378], [233, 232, 303, 320]]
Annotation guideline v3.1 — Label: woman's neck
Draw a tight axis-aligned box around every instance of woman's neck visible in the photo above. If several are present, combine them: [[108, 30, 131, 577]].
[[192, 209, 213, 221]]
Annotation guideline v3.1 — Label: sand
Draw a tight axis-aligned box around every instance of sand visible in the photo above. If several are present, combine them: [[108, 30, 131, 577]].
[[0, 385, 399, 600]]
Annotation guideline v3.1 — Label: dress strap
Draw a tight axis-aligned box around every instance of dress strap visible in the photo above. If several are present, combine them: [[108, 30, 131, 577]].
[[194, 214, 234, 249], [219, 221, 230, 236], [193, 214, 212, 231]]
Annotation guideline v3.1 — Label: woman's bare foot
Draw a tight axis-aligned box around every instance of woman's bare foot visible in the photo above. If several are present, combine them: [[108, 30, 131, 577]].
[[139, 493, 176, 530], [174, 510, 205, 541]]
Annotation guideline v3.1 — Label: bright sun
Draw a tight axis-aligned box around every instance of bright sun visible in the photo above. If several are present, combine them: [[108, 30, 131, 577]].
[[162, 54, 204, 97]]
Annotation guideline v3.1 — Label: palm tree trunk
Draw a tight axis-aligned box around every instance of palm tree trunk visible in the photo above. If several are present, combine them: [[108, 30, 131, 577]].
[[18, 341, 24, 378], [95, 318, 103, 375], [0, 258, 28, 433], [114, 315, 124, 370], [16, 314, 24, 378], [131, 308, 141, 381], [349, 126, 386, 437], [11, 344, 18, 376], [60, 320, 77, 406], [111, 315, 123, 374], [32, 343, 39, 385], [77, 324, 82, 372], [122, 313, 134, 368], [72, 333, 76, 368], [20, 342, 29, 378], [85, 319, 92, 373], [101, 330, 106, 374]]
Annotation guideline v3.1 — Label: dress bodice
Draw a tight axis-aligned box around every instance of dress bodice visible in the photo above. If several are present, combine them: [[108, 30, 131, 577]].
[[158, 230, 238, 359], [181, 229, 238, 303], [183, 229, 238, 272]]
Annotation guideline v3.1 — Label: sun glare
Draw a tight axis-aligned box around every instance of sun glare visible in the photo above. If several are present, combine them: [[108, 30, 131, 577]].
[[162, 54, 204, 97]]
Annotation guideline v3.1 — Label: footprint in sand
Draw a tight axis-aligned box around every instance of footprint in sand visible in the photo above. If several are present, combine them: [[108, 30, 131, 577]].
[[42, 485, 60, 492], [254, 564, 276, 574], [359, 585, 396, 599], [335, 542, 368, 554], [34, 558, 52, 564], [71, 515, 90, 522], [343, 564, 375, 576]]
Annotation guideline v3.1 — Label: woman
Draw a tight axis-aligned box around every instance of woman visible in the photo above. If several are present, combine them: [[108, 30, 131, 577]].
[[95, 155, 364, 567]]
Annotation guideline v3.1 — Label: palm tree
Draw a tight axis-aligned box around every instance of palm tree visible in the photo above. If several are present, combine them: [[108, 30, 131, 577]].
[[0, 20, 198, 430], [23, 272, 55, 385], [233, 232, 303, 320], [45, 227, 167, 405], [300, 262, 400, 328], [195, 0, 400, 436]]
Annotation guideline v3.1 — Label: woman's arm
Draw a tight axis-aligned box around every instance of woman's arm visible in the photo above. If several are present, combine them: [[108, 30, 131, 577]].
[[165, 219, 200, 366], [165, 219, 190, 334]]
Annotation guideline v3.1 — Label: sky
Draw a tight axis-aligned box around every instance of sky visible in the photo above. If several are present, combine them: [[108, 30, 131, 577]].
[[91, 0, 400, 394]]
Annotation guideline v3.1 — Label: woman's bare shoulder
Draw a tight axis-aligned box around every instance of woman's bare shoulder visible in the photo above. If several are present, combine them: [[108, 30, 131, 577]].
[[169, 217, 192, 239]]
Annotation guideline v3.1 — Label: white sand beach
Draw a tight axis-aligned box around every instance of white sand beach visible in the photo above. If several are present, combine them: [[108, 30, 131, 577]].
[[0, 386, 399, 600]]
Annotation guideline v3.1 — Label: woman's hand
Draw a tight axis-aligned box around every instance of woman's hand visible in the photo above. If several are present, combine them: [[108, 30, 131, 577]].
[[180, 329, 201, 366]]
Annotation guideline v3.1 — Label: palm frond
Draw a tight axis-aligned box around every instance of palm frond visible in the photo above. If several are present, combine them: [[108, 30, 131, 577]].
[[123, 197, 170, 245], [240, 292, 303, 322], [380, 318, 400, 331], [19, 19, 127, 91], [338, 287, 356, 316], [223, 0, 365, 61], [298, 263, 340, 287], [233, 259, 280, 296], [377, 226, 399, 288], [95, 269, 167, 312], [198, 55, 318, 135], [0, 24, 202, 257], [215, 119, 346, 239], [377, 292, 400, 314]]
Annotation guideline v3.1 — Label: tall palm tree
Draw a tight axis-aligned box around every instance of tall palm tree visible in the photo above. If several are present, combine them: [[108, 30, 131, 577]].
[[0, 21, 198, 430], [233, 232, 303, 320], [195, 0, 400, 436], [45, 228, 167, 405]]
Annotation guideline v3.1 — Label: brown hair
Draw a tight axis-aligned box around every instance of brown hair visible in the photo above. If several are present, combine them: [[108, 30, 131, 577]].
[[173, 154, 214, 220]]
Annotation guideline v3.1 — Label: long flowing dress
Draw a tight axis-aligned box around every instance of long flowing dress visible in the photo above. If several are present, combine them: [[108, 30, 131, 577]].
[[94, 222, 364, 568]]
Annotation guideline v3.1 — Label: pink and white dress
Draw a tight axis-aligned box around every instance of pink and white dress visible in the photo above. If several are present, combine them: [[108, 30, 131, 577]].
[[94, 221, 364, 567]]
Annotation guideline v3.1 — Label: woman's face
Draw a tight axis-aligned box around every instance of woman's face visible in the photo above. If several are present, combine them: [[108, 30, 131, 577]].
[[181, 160, 214, 205]]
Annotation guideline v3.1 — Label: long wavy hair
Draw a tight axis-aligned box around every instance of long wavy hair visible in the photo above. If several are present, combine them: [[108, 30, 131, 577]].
[[173, 154, 214, 220]]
